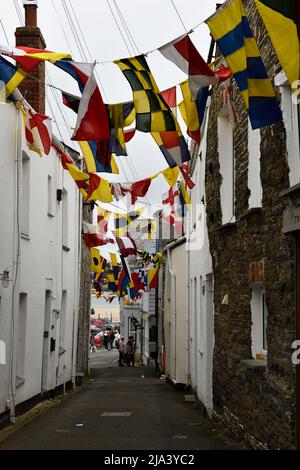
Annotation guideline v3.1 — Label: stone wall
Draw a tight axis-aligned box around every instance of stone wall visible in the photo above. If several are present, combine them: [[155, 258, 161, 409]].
[[205, 0, 296, 449]]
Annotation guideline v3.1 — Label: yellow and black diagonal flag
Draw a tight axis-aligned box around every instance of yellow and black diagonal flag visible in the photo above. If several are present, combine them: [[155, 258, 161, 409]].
[[115, 55, 180, 133]]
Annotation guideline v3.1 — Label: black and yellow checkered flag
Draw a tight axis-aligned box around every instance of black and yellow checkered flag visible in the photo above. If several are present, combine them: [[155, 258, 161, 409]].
[[115, 55, 180, 133]]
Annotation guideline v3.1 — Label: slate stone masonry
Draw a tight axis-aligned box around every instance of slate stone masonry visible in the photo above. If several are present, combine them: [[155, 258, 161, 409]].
[[205, 0, 297, 449]]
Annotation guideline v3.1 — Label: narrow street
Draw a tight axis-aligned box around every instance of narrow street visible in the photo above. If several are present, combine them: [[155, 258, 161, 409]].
[[0, 350, 233, 450]]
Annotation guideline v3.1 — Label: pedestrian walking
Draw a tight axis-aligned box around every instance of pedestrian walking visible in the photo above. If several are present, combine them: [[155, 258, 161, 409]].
[[125, 336, 136, 367], [117, 336, 125, 367], [103, 330, 109, 351], [110, 329, 115, 349]]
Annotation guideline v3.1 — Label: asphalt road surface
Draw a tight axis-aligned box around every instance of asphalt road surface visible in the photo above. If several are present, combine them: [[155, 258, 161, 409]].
[[0, 349, 235, 450]]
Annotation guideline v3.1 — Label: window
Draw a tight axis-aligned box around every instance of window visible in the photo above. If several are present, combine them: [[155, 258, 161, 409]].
[[218, 114, 235, 224], [17, 293, 27, 380], [276, 70, 300, 187], [248, 124, 262, 208], [251, 286, 268, 358], [21, 152, 30, 236], [62, 189, 68, 247], [47, 175, 55, 217]]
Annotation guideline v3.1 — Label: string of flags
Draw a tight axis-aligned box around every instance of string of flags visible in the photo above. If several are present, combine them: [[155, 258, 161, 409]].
[[91, 247, 163, 301], [0, 0, 296, 302]]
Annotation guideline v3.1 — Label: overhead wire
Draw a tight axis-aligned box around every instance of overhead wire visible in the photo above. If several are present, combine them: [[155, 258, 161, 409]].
[[66, 0, 109, 102], [170, 0, 189, 34], [11, 0, 172, 213], [12, 0, 75, 146], [107, 0, 162, 210], [113, 0, 140, 55]]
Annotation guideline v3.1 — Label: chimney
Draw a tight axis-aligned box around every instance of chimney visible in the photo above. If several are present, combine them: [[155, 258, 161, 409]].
[[15, 1, 46, 114]]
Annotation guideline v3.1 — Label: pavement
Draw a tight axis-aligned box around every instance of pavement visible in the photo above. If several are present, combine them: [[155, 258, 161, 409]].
[[0, 348, 236, 450]]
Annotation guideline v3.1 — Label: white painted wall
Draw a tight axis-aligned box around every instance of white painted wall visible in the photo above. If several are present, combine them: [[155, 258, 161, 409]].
[[275, 70, 300, 187], [164, 243, 189, 385], [187, 117, 214, 415], [218, 114, 235, 224], [0, 103, 81, 416], [248, 125, 262, 209]]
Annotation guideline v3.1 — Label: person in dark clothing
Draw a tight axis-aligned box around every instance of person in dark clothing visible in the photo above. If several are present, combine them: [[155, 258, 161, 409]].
[[110, 330, 115, 349], [125, 336, 136, 367]]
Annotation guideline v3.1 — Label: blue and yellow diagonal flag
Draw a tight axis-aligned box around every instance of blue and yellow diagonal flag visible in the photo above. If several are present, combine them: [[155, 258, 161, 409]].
[[79, 140, 119, 174], [0, 56, 26, 102], [206, 0, 282, 129]]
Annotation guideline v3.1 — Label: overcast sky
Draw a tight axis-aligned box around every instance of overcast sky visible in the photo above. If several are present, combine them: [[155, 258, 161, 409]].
[[0, 0, 218, 210]]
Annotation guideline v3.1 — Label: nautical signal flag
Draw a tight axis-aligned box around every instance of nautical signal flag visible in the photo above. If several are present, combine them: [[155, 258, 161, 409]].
[[116, 235, 137, 257], [54, 60, 95, 93], [206, 0, 282, 129], [180, 163, 195, 190], [151, 84, 191, 168], [114, 208, 144, 237], [24, 109, 52, 156], [162, 167, 180, 188], [72, 66, 109, 142], [55, 144, 89, 199], [82, 221, 114, 248], [161, 86, 177, 115], [254, 0, 300, 86], [62, 90, 80, 114], [159, 34, 231, 99], [117, 179, 152, 205], [106, 101, 136, 156], [147, 266, 159, 289], [151, 130, 190, 168], [90, 248, 106, 274], [110, 253, 120, 286], [115, 55, 180, 133], [62, 90, 133, 164], [0, 44, 71, 73], [97, 207, 111, 234], [87, 173, 113, 203], [0, 56, 26, 101], [79, 140, 119, 174], [179, 80, 209, 145]]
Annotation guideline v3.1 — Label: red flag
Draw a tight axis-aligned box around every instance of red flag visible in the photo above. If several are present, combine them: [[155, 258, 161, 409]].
[[25, 109, 52, 156], [180, 163, 195, 189], [82, 221, 114, 248], [72, 67, 110, 142], [116, 235, 137, 257]]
